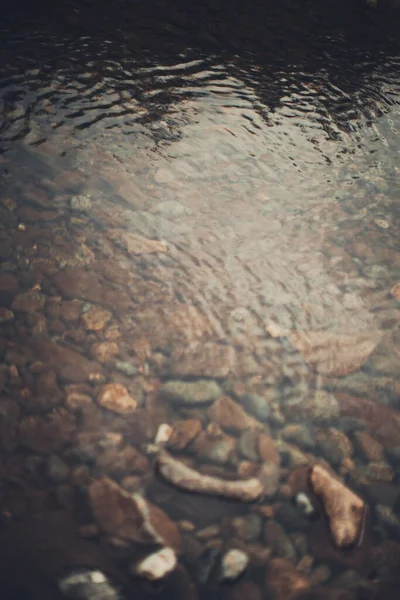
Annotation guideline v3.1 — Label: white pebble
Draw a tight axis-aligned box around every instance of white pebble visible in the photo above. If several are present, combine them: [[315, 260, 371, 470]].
[[154, 423, 173, 445], [134, 547, 177, 581], [220, 549, 249, 581], [295, 492, 316, 517]]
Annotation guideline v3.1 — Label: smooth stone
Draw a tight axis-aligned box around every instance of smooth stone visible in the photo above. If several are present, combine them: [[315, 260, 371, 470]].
[[239, 394, 271, 422], [282, 390, 339, 423], [281, 425, 316, 451], [115, 361, 137, 376], [89, 477, 181, 552], [160, 380, 222, 406], [238, 429, 260, 462], [19, 410, 76, 454], [310, 465, 366, 549], [231, 514, 263, 542], [153, 200, 191, 218], [220, 549, 249, 581], [258, 462, 280, 498], [167, 419, 202, 451], [133, 547, 177, 581], [155, 424, 173, 445], [335, 417, 366, 434], [97, 384, 137, 415], [208, 395, 261, 432]]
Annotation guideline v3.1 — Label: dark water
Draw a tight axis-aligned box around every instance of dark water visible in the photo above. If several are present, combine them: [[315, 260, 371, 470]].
[[1, 0, 400, 598]]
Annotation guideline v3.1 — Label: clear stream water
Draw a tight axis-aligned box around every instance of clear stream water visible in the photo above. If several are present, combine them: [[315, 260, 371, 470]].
[[1, 0, 400, 598]]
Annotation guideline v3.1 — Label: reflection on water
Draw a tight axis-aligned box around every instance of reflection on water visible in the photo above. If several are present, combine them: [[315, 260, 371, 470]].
[[1, 0, 400, 597]]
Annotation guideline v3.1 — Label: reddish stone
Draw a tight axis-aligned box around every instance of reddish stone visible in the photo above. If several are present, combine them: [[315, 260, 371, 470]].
[[17, 206, 62, 222]]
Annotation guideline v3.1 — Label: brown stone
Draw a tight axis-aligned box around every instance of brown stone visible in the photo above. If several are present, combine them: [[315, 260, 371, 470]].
[[310, 465, 366, 549], [354, 431, 384, 462], [81, 305, 112, 331], [336, 393, 400, 448], [107, 228, 168, 254], [90, 341, 119, 363], [265, 558, 310, 600], [27, 339, 103, 383], [97, 383, 137, 414], [95, 446, 149, 477], [19, 409, 76, 454], [59, 300, 83, 322], [208, 396, 261, 433], [24, 183, 53, 208], [12, 291, 46, 313], [168, 419, 202, 451], [286, 330, 382, 377], [258, 433, 280, 465], [169, 342, 235, 378], [88, 477, 181, 552], [53, 267, 132, 314], [0, 307, 14, 322]]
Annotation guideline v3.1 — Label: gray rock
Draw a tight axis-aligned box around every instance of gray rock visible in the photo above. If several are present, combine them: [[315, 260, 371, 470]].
[[232, 514, 263, 542], [70, 195, 92, 212], [240, 394, 271, 422], [47, 454, 69, 483], [160, 380, 222, 406]]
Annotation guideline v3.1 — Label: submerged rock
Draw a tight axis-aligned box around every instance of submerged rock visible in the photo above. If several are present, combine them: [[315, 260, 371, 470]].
[[208, 395, 261, 432], [133, 547, 177, 581], [220, 549, 249, 581], [81, 305, 112, 331], [160, 380, 222, 406], [70, 195, 92, 212], [167, 419, 202, 451], [97, 384, 137, 414], [89, 477, 181, 552], [12, 291, 46, 313], [310, 465, 366, 549], [265, 558, 310, 600], [157, 451, 264, 502]]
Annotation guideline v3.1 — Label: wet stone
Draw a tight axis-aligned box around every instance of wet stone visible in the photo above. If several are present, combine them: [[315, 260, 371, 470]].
[[97, 383, 137, 414], [11, 291, 46, 313], [90, 341, 119, 364], [265, 558, 310, 600], [208, 395, 261, 433], [353, 431, 384, 462], [47, 454, 69, 483], [115, 361, 137, 376], [264, 521, 297, 564], [238, 429, 260, 462], [133, 547, 177, 581], [70, 195, 92, 212], [258, 433, 280, 465], [19, 409, 76, 454], [220, 549, 249, 581], [89, 477, 182, 552], [169, 342, 235, 379], [310, 465, 365, 549], [239, 393, 271, 422], [231, 514, 263, 542], [281, 425, 316, 451], [315, 428, 353, 467], [167, 419, 202, 451], [160, 379, 222, 406], [282, 390, 339, 423], [0, 272, 19, 297], [81, 305, 112, 331]]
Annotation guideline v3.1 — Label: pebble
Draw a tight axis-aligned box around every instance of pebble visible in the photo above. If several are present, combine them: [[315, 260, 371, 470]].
[[70, 195, 92, 212], [281, 424, 316, 451], [12, 291, 46, 313], [238, 429, 260, 462], [220, 549, 249, 581], [115, 361, 137, 376], [97, 384, 137, 414], [208, 395, 261, 432], [353, 431, 384, 462], [310, 565, 331, 585], [240, 394, 271, 422], [160, 379, 222, 406], [133, 547, 177, 581], [293, 493, 317, 520], [47, 454, 69, 483], [168, 419, 202, 451], [155, 423, 173, 445], [81, 305, 112, 331]]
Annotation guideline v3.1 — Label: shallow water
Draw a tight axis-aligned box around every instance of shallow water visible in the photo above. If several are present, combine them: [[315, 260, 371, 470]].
[[1, 0, 400, 598]]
